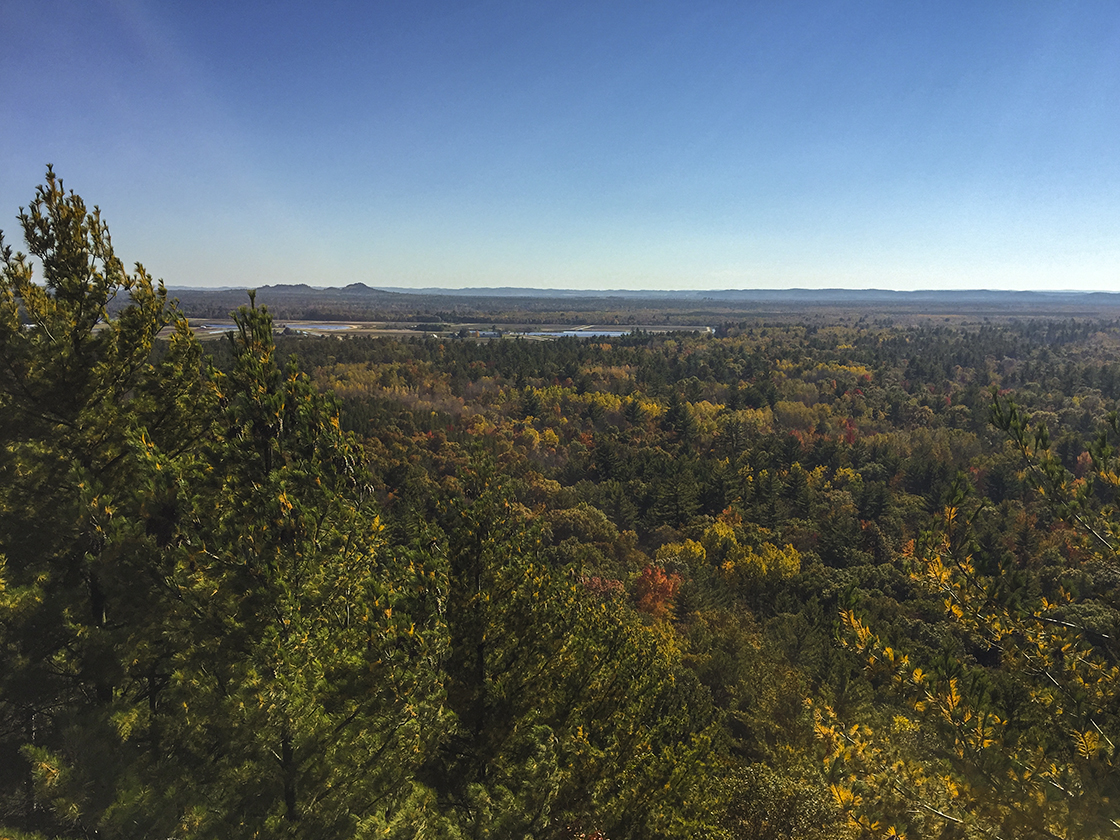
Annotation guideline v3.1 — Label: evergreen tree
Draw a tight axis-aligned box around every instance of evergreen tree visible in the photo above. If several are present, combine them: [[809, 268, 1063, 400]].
[[0, 167, 207, 835], [125, 299, 449, 838], [428, 474, 719, 839], [821, 402, 1120, 838], [0, 173, 447, 838]]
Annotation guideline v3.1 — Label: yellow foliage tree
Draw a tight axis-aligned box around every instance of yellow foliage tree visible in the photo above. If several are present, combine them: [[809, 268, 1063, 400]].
[[818, 495, 1120, 839]]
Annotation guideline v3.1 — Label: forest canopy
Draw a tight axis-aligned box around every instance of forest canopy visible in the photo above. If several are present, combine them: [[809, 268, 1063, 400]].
[[4, 171, 1120, 839]]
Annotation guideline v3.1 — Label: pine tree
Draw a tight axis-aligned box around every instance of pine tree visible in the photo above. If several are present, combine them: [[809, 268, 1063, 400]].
[[131, 298, 449, 838], [0, 172, 448, 838], [819, 402, 1120, 839], [428, 473, 719, 839], [0, 167, 209, 835]]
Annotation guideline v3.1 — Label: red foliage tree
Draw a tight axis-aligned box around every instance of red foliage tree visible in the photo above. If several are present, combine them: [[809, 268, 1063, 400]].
[[632, 566, 681, 619]]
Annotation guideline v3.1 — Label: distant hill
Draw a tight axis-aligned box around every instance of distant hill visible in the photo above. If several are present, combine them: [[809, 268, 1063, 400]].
[[168, 284, 1120, 303]]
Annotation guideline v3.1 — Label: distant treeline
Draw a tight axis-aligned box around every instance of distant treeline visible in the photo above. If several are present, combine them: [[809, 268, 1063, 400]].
[[158, 283, 1120, 324]]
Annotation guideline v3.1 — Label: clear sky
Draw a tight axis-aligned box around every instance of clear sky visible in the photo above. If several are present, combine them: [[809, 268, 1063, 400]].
[[3, 1, 1119, 291]]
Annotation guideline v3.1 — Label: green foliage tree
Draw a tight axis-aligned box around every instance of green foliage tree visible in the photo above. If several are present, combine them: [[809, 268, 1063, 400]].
[[122, 298, 450, 838], [428, 475, 719, 839], [0, 173, 447, 839], [0, 167, 207, 835]]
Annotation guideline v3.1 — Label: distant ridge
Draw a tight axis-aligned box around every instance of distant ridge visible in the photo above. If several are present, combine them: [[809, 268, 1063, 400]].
[[168, 282, 405, 297], [167, 284, 1120, 303], [373, 287, 1120, 301]]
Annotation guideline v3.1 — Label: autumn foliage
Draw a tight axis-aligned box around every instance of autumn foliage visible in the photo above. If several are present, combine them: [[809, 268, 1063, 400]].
[[632, 565, 682, 618]]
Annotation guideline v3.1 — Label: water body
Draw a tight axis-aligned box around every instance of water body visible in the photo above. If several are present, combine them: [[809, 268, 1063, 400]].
[[523, 330, 633, 338]]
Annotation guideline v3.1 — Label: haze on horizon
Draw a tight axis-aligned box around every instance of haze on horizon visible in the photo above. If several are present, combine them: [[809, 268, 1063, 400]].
[[3, 1, 1119, 293]]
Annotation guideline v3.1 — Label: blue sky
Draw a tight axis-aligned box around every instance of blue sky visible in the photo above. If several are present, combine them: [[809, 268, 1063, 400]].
[[3, 1, 1119, 290]]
